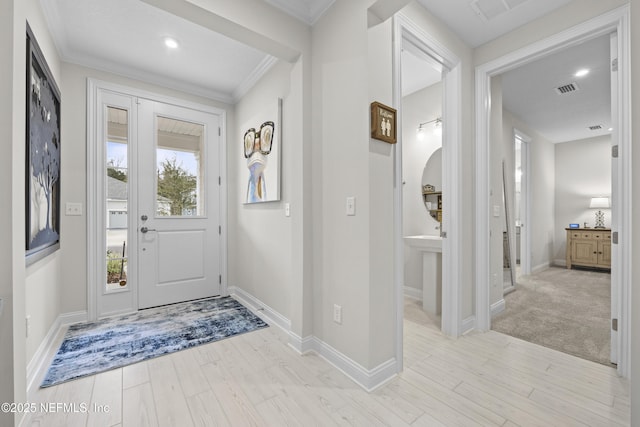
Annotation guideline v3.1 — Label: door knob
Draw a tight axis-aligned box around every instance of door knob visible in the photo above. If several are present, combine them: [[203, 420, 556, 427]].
[[140, 226, 157, 234], [141, 215, 148, 221]]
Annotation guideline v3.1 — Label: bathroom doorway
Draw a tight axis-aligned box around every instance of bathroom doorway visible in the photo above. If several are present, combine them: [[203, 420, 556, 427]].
[[400, 38, 444, 328]]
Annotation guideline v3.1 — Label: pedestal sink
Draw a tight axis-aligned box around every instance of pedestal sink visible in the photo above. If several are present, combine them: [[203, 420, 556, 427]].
[[404, 235, 442, 315]]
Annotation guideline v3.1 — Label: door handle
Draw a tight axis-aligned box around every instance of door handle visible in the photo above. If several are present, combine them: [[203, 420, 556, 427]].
[[140, 226, 157, 234]]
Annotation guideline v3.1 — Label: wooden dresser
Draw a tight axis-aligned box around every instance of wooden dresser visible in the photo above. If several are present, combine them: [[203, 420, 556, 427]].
[[565, 228, 611, 270]]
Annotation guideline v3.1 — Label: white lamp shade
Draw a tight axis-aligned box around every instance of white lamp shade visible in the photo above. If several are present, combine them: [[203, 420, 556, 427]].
[[589, 197, 610, 209]]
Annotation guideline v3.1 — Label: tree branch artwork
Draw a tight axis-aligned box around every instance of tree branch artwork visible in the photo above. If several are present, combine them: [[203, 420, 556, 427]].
[[26, 25, 61, 264]]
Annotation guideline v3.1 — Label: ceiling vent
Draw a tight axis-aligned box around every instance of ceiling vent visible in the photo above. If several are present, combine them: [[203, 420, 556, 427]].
[[588, 125, 603, 131], [470, 0, 529, 21], [555, 82, 580, 95]]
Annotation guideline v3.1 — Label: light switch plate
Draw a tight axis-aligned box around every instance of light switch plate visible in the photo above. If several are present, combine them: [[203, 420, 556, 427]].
[[285, 203, 291, 217], [346, 197, 356, 216], [493, 205, 500, 217]]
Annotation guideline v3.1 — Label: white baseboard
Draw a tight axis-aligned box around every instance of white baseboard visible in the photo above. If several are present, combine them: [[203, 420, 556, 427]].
[[288, 332, 315, 354], [229, 286, 291, 333], [554, 259, 567, 267], [230, 286, 398, 392], [403, 286, 422, 301], [27, 311, 88, 401], [462, 315, 475, 334], [532, 262, 550, 274], [491, 299, 505, 317]]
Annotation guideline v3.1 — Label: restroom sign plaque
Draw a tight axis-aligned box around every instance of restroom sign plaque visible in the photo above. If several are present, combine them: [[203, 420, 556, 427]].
[[370, 101, 397, 144]]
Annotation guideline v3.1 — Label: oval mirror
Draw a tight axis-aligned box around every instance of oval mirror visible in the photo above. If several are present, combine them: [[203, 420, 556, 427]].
[[421, 147, 442, 222]]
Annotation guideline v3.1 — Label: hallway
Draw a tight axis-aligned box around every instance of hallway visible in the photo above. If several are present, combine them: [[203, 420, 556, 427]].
[[27, 301, 629, 426]]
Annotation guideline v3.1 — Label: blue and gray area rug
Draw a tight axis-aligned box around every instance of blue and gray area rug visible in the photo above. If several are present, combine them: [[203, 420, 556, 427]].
[[41, 296, 268, 387]]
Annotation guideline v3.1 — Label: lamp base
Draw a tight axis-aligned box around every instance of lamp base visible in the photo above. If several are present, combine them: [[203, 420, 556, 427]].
[[594, 210, 605, 229]]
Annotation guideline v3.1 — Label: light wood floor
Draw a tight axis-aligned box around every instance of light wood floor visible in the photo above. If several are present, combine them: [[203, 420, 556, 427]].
[[28, 299, 630, 426]]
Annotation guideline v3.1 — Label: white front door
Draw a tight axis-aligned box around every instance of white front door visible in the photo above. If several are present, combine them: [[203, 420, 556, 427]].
[[137, 99, 221, 308]]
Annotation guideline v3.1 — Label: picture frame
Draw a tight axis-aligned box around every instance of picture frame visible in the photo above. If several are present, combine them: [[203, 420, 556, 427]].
[[370, 101, 397, 144], [242, 98, 282, 204], [26, 24, 62, 266]]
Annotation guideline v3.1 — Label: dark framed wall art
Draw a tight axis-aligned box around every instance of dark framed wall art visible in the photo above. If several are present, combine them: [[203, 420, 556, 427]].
[[26, 24, 61, 265]]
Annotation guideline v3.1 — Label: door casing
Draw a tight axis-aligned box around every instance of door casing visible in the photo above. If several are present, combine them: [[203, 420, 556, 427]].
[[87, 79, 228, 320], [474, 6, 631, 377]]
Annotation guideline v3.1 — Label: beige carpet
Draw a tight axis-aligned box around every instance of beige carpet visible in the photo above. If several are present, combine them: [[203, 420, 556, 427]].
[[492, 266, 612, 366]]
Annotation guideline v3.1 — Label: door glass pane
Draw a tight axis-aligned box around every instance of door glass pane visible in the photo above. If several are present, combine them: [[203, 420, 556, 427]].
[[156, 116, 205, 217], [106, 106, 128, 292]]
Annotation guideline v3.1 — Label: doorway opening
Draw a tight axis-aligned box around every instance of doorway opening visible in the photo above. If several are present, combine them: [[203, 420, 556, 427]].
[[88, 80, 228, 320], [393, 13, 463, 372], [475, 7, 631, 376], [400, 37, 444, 330]]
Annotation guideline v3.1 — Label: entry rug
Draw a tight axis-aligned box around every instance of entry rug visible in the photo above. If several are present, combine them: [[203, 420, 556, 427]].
[[41, 296, 268, 387]]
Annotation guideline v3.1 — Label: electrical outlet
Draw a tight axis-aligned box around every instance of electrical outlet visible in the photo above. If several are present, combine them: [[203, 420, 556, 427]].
[[65, 202, 83, 216], [493, 205, 500, 217], [333, 304, 342, 324], [26, 315, 31, 338]]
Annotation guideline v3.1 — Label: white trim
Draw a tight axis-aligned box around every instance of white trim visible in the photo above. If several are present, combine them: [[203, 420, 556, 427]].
[[288, 332, 315, 354], [554, 259, 567, 268], [309, 338, 397, 392], [474, 5, 631, 378], [531, 262, 550, 275], [26, 310, 88, 400], [392, 14, 464, 376], [404, 286, 423, 301], [514, 129, 532, 275], [462, 316, 475, 335], [230, 286, 397, 391], [491, 299, 505, 317], [229, 286, 291, 333], [232, 56, 278, 102]]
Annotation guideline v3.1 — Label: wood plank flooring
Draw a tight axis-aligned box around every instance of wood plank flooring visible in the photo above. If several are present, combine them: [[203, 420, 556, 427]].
[[28, 299, 630, 426]]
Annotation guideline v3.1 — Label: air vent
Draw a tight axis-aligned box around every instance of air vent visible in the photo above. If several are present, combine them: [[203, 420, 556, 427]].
[[555, 82, 580, 95], [470, 0, 529, 21], [588, 125, 603, 131]]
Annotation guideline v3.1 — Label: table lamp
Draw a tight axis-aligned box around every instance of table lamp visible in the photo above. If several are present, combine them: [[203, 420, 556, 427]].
[[589, 197, 610, 229]]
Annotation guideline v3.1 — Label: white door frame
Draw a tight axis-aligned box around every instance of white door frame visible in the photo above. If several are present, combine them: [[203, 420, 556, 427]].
[[514, 129, 531, 276], [393, 13, 463, 370], [87, 79, 228, 320], [474, 6, 631, 377]]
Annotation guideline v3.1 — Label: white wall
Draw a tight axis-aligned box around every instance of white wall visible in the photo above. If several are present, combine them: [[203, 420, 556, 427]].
[[311, 0, 474, 370], [402, 83, 442, 292], [1, 0, 63, 424], [489, 76, 505, 306], [0, 3, 16, 426], [554, 136, 612, 263], [502, 110, 555, 272], [631, 3, 640, 422], [230, 60, 295, 320]]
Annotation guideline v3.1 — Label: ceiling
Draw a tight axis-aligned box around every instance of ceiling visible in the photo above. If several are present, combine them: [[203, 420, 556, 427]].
[[40, 0, 610, 143], [414, 0, 572, 48], [501, 34, 611, 143], [41, 0, 277, 104]]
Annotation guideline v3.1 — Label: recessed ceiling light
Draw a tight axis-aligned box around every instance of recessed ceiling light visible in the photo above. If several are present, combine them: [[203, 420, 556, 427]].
[[574, 68, 590, 77], [608, 127, 613, 132], [164, 37, 179, 49]]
